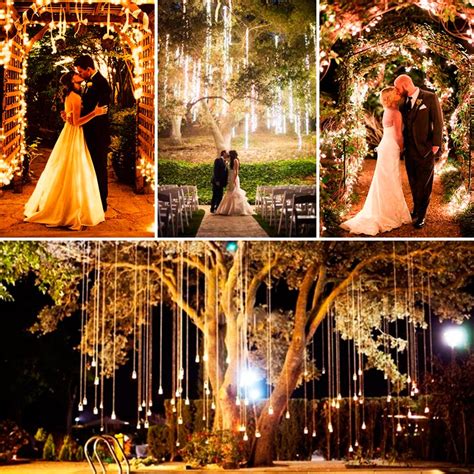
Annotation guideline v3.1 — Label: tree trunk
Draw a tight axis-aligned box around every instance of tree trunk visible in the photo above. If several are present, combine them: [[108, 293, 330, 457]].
[[170, 115, 183, 145], [203, 102, 233, 153], [250, 342, 304, 466]]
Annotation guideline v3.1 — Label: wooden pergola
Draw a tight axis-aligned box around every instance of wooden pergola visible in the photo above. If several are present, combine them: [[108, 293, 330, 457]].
[[0, 0, 154, 192]]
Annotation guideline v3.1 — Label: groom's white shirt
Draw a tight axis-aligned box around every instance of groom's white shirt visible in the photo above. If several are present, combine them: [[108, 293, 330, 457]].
[[408, 87, 420, 108]]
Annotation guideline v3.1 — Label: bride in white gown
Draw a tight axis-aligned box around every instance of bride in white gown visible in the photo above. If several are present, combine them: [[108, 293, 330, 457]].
[[341, 86, 411, 236], [217, 150, 253, 216], [24, 71, 107, 231]]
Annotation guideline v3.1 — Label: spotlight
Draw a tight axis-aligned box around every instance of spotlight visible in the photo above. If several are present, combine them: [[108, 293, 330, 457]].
[[226, 241, 238, 253]]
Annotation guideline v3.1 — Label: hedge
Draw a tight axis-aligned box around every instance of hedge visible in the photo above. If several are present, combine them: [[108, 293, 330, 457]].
[[158, 159, 315, 204]]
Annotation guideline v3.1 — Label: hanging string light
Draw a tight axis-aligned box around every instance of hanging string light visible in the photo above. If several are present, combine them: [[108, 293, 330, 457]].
[[111, 244, 118, 421], [267, 243, 273, 416], [132, 243, 138, 380]]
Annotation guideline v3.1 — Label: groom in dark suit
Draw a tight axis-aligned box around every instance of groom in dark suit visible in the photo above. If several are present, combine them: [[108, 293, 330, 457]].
[[210, 151, 228, 213], [394, 74, 443, 229], [74, 55, 112, 212]]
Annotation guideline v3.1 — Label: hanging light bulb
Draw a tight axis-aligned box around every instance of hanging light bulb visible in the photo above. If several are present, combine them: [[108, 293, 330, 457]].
[[202, 415, 206, 421], [336, 401, 340, 409], [361, 421, 366, 430], [83, 397, 88, 406], [268, 405, 274, 415], [176, 440, 180, 447], [144, 420, 149, 429], [243, 432, 249, 441], [94, 376, 99, 385], [142, 400, 146, 407], [331, 399, 336, 408], [158, 386, 163, 395], [384, 373, 388, 380], [132, 370, 137, 379], [354, 440, 359, 447], [285, 410, 290, 419], [255, 430, 261, 438], [407, 375, 411, 384], [353, 394, 358, 402], [337, 393, 342, 401], [312, 430, 317, 438], [349, 445, 354, 453], [185, 398, 190, 406], [139, 405, 143, 412], [328, 422, 333, 433], [172, 405, 177, 413], [147, 409, 152, 417], [396, 422, 402, 432], [170, 398, 175, 406], [408, 410, 412, 418], [111, 411, 117, 420], [239, 424, 246, 432], [424, 406, 430, 414], [91, 358, 97, 368], [195, 354, 200, 363], [387, 395, 392, 402], [175, 390, 181, 398], [78, 403, 84, 412], [93, 407, 98, 415], [137, 422, 141, 429], [178, 416, 183, 425], [322, 367, 326, 375], [304, 426, 309, 435], [100, 402, 103, 410], [211, 401, 216, 410], [353, 373, 357, 381]]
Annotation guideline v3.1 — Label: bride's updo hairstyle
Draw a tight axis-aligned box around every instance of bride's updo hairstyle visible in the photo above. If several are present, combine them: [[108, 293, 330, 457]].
[[380, 87, 401, 109], [60, 71, 76, 102], [229, 150, 238, 169]]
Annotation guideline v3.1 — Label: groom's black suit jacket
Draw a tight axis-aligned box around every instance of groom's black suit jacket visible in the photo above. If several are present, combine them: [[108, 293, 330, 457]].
[[81, 71, 112, 211], [212, 157, 228, 188], [81, 71, 111, 147], [400, 89, 443, 157]]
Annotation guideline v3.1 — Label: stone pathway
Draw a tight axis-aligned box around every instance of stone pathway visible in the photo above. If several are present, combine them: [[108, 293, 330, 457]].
[[196, 206, 268, 238], [340, 159, 461, 238], [0, 150, 155, 238]]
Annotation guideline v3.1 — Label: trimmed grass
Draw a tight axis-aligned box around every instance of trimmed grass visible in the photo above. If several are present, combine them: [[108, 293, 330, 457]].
[[253, 214, 280, 237], [179, 210, 205, 237], [158, 159, 315, 204]]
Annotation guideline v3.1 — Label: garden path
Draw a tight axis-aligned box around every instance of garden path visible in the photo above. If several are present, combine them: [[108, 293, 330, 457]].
[[0, 148, 155, 238], [340, 159, 461, 238], [196, 206, 268, 237]]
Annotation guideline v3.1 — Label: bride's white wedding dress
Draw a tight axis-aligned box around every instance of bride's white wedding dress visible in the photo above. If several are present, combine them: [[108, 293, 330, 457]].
[[341, 125, 411, 235], [24, 94, 105, 230], [217, 168, 253, 215]]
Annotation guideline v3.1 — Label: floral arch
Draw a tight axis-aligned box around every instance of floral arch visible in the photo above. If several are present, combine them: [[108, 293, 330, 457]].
[[320, 2, 473, 234], [0, 0, 155, 191]]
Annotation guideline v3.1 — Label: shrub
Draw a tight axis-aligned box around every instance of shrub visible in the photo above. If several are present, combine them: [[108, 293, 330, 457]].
[[440, 167, 464, 203], [181, 430, 247, 468], [76, 445, 85, 462], [147, 424, 172, 462], [58, 435, 79, 461], [34, 427, 47, 443], [0, 421, 29, 464], [458, 203, 474, 237], [110, 108, 137, 186], [43, 433, 56, 461], [158, 159, 315, 204]]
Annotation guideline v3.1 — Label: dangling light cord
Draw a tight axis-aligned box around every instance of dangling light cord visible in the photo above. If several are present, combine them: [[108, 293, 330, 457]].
[[158, 248, 164, 394], [78, 252, 86, 412], [195, 266, 200, 363], [267, 242, 273, 415], [132, 243, 138, 380], [394, 243, 402, 432], [111, 243, 118, 421], [100, 268, 105, 430]]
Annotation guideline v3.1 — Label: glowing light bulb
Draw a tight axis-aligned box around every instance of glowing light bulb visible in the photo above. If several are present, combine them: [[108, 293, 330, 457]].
[[176, 440, 180, 447], [268, 405, 274, 415], [93, 407, 98, 415], [424, 406, 430, 414], [83, 397, 88, 406], [137, 422, 141, 429], [304, 426, 309, 434], [195, 354, 200, 363], [142, 400, 146, 407], [387, 395, 392, 402], [78, 403, 83, 412], [211, 402, 216, 410], [312, 430, 316, 437], [337, 393, 342, 400], [239, 424, 245, 432], [358, 368, 362, 376], [353, 373, 357, 381], [144, 420, 149, 429], [170, 398, 175, 406], [111, 411, 116, 420], [255, 430, 261, 438], [147, 409, 152, 417], [355, 440, 359, 447], [158, 386, 163, 395], [132, 370, 137, 379], [396, 422, 402, 432], [361, 421, 366, 430], [178, 416, 183, 425], [243, 432, 248, 441], [285, 410, 290, 419], [349, 445, 353, 453], [91, 359, 96, 368], [328, 422, 333, 433], [185, 398, 190, 406]]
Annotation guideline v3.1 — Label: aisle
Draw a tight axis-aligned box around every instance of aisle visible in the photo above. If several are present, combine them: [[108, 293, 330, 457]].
[[196, 206, 268, 237], [340, 159, 461, 238]]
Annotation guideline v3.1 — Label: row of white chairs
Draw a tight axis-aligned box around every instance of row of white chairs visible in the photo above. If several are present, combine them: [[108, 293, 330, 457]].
[[158, 185, 199, 237], [255, 185, 317, 236]]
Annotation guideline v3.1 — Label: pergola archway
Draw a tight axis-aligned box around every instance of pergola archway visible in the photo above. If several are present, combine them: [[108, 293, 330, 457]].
[[0, 0, 154, 192], [320, 4, 473, 232]]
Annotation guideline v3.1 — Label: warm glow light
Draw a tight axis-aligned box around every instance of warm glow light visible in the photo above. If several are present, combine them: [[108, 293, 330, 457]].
[[443, 326, 468, 349]]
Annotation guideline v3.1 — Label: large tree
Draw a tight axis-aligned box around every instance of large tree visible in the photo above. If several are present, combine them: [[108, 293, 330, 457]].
[[158, 0, 316, 150], [0, 241, 473, 466]]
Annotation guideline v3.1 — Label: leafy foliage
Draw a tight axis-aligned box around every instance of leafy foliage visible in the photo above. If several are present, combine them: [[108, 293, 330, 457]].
[[43, 433, 56, 461], [0, 421, 29, 464]]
